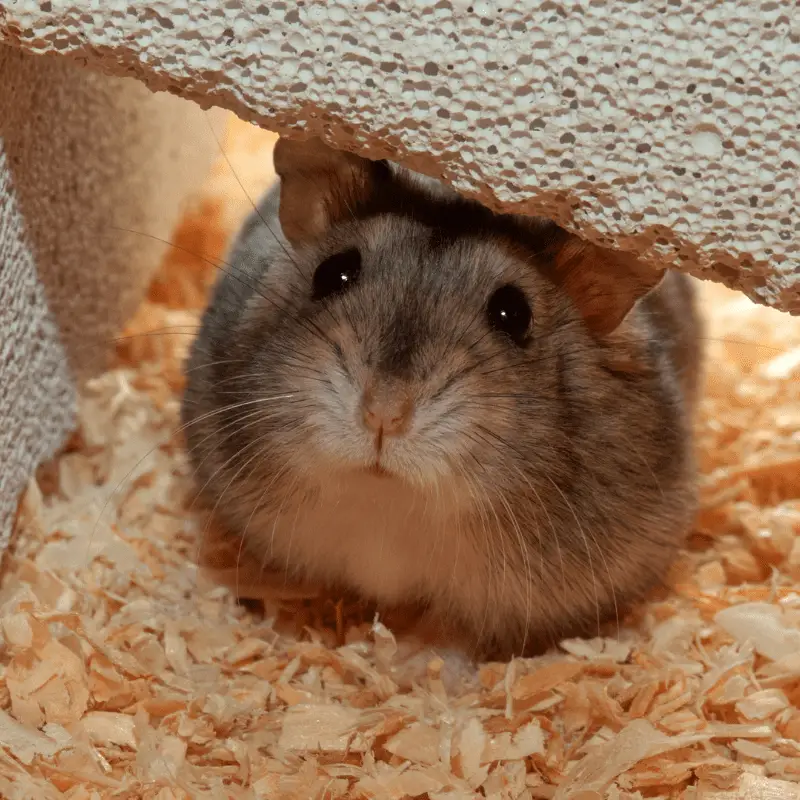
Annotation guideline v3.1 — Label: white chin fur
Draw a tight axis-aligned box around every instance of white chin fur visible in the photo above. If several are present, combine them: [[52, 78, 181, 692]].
[[256, 465, 478, 607]]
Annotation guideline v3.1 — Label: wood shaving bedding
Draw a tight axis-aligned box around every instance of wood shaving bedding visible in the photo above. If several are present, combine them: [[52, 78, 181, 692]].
[[1, 117, 799, 799]]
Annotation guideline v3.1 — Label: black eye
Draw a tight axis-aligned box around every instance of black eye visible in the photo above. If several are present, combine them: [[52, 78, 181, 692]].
[[312, 249, 361, 301], [487, 284, 532, 345]]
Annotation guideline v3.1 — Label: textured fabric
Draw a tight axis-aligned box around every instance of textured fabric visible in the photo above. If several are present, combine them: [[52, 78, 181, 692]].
[[1, 1, 797, 312], [0, 145, 76, 548]]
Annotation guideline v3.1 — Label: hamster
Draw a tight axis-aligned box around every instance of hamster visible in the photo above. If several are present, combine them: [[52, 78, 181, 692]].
[[182, 136, 702, 658]]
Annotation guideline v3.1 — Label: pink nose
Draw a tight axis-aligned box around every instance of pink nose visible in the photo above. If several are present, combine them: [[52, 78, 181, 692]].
[[361, 385, 413, 436]]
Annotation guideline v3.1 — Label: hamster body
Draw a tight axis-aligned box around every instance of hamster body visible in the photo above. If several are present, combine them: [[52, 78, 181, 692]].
[[182, 138, 702, 657]]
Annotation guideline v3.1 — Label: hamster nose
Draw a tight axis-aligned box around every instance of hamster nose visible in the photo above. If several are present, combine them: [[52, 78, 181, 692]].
[[361, 385, 413, 436]]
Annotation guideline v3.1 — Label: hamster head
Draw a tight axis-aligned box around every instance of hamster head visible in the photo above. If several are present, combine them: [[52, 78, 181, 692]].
[[247, 216, 565, 491], [184, 136, 698, 657], [231, 138, 666, 492]]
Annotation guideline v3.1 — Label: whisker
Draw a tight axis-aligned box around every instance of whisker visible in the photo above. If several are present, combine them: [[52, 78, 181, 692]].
[[234, 461, 294, 599], [191, 427, 280, 568], [202, 113, 308, 284], [86, 394, 295, 565]]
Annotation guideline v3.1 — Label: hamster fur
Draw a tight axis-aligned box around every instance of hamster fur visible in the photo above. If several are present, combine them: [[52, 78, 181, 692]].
[[182, 137, 702, 658]]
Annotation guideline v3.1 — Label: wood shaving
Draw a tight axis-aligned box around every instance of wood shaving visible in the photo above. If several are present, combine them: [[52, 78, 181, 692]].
[[1, 116, 799, 798]]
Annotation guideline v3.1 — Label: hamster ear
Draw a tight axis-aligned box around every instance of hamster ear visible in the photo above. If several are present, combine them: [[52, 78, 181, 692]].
[[273, 136, 377, 246], [548, 236, 665, 336]]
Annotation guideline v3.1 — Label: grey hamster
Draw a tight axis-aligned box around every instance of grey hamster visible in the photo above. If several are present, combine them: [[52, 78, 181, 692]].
[[181, 136, 702, 658]]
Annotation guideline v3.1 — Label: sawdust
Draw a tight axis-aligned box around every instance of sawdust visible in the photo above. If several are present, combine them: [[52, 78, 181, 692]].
[[1, 116, 799, 799]]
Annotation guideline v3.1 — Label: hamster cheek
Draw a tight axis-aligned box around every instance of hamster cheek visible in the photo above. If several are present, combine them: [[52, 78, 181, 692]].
[[293, 352, 376, 469]]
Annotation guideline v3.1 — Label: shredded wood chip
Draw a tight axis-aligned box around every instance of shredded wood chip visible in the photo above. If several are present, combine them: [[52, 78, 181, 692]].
[[554, 719, 710, 798], [81, 711, 137, 748], [715, 603, 800, 661], [384, 721, 442, 766], [698, 772, 800, 799], [0, 709, 61, 765], [278, 704, 370, 754], [1, 116, 799, 797]]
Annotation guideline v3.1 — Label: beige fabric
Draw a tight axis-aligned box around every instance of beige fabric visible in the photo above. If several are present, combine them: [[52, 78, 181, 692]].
[[0, 47, 224, 549], [0, 1, 797, 313]]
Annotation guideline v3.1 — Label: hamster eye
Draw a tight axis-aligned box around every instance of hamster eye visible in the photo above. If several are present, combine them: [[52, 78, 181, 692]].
[[312, 249, 361, 301], [487, 284, 532, 345]]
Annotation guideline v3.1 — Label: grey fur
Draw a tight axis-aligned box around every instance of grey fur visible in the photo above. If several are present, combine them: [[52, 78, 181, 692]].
[[182, 153, 702, 658]]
